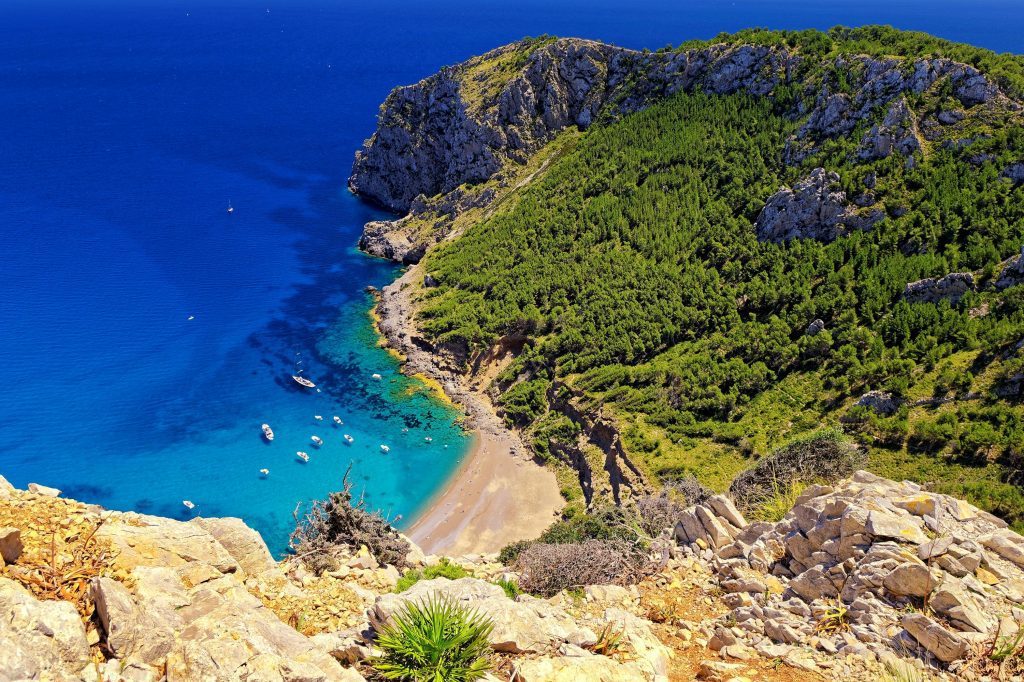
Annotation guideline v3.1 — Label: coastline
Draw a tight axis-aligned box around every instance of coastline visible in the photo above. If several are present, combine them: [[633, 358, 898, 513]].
[[375, 266, 564, 556]]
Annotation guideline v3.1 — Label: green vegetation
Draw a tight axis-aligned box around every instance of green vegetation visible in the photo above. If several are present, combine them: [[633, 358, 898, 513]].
[[373, 596, 493, 681], [414, 28, 1024, 528], [395, 558, 470, 593], [493, 577, 521, 599]]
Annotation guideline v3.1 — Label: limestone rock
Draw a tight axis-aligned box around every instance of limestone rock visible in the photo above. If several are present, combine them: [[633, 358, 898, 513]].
[[754, 169, 882, 243], [0, 577, 90, 681], [854, 391, 903, 417], [902, 272, 974, 304], [371, 578, 576, 654], [902, 613, 968, 662], [514, 654, 649, 682], [858, 97, 922, 161], [882, 563, 937, 598], [0, 527, 23, 564], [996, 245, 1024, 290], [27, 482, 61, 497], [98, 513, 240, 573], [192, 516, 276, 575]]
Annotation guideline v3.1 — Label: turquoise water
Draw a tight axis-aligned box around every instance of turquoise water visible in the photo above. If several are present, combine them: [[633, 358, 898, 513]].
[[0, 0, 1019, 555]]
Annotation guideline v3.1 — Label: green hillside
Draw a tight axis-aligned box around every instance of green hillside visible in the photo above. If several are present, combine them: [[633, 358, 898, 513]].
[[410, 27, 1024, 527]]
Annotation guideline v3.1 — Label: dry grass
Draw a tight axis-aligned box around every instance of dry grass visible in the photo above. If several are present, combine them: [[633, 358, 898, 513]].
[[250, 572, 366, 637], [0, 494, 118, 620]]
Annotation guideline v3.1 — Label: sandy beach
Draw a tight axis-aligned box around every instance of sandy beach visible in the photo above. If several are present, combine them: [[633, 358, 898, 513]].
[[375, 267, 564, 556]]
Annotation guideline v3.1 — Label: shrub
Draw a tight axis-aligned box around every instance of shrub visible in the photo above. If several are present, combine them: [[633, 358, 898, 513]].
[[493, 578, 520, 599], [748, 479, 807, 522], [373, 596, 493, 682], [537, 506, 644, 545], [513, 539, 653, 597], [635, 476, 712, 535], [395, 558, 469, 593], [497, 539, 534, 565], [290, 465, 410, 574], [728, 430, 864, 515]]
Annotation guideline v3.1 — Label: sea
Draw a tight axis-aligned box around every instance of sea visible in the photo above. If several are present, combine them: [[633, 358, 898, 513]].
[[0, 0, 1020, 555]]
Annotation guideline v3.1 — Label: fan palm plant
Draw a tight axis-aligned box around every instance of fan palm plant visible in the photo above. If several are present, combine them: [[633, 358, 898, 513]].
[[373, 595, 494, 681]]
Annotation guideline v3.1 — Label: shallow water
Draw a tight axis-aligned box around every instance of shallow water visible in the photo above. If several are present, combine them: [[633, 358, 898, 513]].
[[0, 0, 1018, 554]]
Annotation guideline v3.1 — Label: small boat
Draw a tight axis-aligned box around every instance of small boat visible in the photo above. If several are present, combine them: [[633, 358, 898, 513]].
[[380, 444, 390, 453], [333, 416, 342, 425], [227, 201, 234, 214], [261, 423, 274, 441], [292, 375, 316, 388], [187, 315, 195, 321], [314, 414, 323, 421], [296, 451, 309, 462], [424, 436, 432, 443], [311, 435, 323, 446], [371, 373, 382, 380], [402, 427, 409, 433], [343, 434, 354, 444], [259, 468, 270, 476], [183, 500, 195, 510]]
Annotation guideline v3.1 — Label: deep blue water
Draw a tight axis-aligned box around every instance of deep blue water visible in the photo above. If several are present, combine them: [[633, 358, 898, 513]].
[[0, 0, 1019, 554]]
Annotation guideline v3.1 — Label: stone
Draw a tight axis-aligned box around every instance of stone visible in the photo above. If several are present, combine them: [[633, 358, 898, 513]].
[[98, 513, 240, 573], [697, 659, 747, 680], [754, 168, 881, 244], [764, 619, 803, 645], [514, 655, 649, 682], [902, 273, 974, 305], [0, 577, 90, 680], [902, 613, 968, 662], [90, 576, 176, 665], [930, 581, 995, 633], [806, 319, 826, 336], [982, 531, 1024, 569], [882, 563, 938, 598], [855, 391, 903, 417], [790, 567, 839, 601], [27, 482, 61, 497], [865, 510, 927, 544], [585, 584, 632, 603], [707, 495, 748, 530], [0, 527, 23, 564], [695, 505, 736, 549], [192, 517, 276, 575]]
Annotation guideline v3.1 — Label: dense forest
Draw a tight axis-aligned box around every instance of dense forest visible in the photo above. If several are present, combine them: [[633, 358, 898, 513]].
[[409, 27, 1024, 527]]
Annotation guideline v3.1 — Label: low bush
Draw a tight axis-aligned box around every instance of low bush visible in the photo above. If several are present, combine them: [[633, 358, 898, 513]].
[[513, 539, 653, 597], [290, 465, 410, 574], [493, 577, 520, 599], [728, 430, 864, 515], [395, 558, 469, 593], [373, 596, 493, 682]]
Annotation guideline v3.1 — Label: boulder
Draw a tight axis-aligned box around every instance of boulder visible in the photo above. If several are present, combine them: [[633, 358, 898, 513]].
[[192, 516, 276, 575], [902, 273, 974, 305], [902, 613, 968, 662], [371, 578, 576, 654], [0, 527, 23, 564], [0, 577, 90, 680], [854, 391, 903, 416], [27, 482, 61, 497], [882, 563, 937, 598], [98, 513, 240, 573], [754, 168, 882, 243]]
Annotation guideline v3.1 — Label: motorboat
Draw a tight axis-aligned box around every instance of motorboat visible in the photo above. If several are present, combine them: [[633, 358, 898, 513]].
[[311, 435, 323, 447], [371, 373, 382, 380], [259, 468, 270, 476], [333, 416, 342, 425], [314, 415, 323, 421], [296, 451, 309, 462], [343, 434, 354, 444], [261, 423, 274, 441], [292, 375, 316, 388], [424, 436, 432, 442], [379, 444, 390, 453], [182, 500, 195, 510]]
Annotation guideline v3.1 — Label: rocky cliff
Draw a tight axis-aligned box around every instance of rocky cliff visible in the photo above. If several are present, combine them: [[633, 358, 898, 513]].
[[4, 470, 1022, 681], [350, 35, 1007, 260]]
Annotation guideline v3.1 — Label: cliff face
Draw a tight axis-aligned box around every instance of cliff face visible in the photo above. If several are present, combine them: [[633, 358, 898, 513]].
[[350, 36, 1004, 226]]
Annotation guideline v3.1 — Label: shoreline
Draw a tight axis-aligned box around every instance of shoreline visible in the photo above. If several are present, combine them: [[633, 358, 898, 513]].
[[374, 267, 564, 556]]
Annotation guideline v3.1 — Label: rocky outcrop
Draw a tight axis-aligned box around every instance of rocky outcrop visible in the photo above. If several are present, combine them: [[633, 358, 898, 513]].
[[854, 390, 903, 416], [902, 272, 975, 304], [371, 577, 670, 680], [672, 471, 1020, 673], [857, 97, 922, 161], [996, 244, 1024, 290], [192, 516, 276, 575], [1003, 162, 1024, 184], [0, 577, 91, 681], [754, 169, 883, 243]]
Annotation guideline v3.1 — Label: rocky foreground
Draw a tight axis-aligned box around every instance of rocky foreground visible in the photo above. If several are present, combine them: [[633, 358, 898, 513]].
[[2, 470, 1023, 681]]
